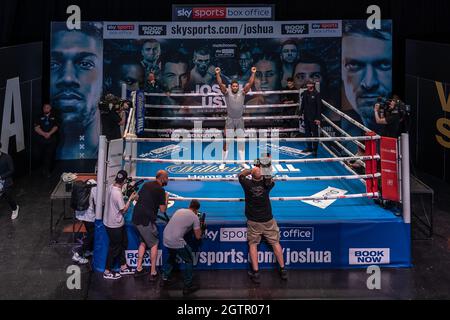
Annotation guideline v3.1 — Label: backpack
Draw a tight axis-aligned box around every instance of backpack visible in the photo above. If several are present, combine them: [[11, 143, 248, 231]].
[[70, 180, 96, 211]]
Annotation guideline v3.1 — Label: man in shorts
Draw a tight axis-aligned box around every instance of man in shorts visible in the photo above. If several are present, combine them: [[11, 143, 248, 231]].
[[132, 170, 169, 281], [238, 166, 288, 283], [216, 66, 256, 170]]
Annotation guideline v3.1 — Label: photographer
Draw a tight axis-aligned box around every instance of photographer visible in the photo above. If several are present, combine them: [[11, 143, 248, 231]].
[[374, 96, 405, 138], [99, 94, 125, 141], [132, 170, 169, 281], [239, 166, 287, 284], [103, 170, 137, 280], [161, 199, 205, 296]]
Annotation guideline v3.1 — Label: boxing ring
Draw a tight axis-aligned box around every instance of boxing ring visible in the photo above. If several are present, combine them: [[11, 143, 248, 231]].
[[92, 88, 411, 271]]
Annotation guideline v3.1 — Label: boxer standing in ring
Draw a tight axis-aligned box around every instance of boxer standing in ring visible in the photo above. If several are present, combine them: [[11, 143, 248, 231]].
[[215, 66, 256, 170]]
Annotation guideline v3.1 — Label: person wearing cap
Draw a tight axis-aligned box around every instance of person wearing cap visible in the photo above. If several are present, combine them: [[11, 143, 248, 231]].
[[300, 79, 322, 157], [103, 170, 137, 280], [72, 179, 97, 264], [132, 170, 169, 281]]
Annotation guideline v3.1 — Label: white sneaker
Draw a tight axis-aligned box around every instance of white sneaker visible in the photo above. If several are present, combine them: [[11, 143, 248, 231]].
[[72, 252, 89, 264], [11, 205, 19, 220], [103, 271, 121, 280], [219, 163, 226, 170]]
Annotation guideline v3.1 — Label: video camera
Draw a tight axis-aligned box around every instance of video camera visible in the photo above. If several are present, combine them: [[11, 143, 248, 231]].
[[123, 177, 145, 198], [98, 93, 131, 114], [198, 211, 206, 224], [376, 96, 411, 118]]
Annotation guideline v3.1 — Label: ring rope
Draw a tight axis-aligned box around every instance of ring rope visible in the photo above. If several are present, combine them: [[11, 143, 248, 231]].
[[142, 128, 298, 134], [321, 100, 371, 133], [125, 155, 380, 164], [124, 135, 380, 143], [320, 128, 364, 167], [144, 115, 300, 121], [319, 141, 366, 185], [145, 103, 299, 109], [134, 173, 380, 182], [144, 89, 299, 97], [321, 113, 366, 150], [123, 107, 135, 138], [167, 192, 379, 202]]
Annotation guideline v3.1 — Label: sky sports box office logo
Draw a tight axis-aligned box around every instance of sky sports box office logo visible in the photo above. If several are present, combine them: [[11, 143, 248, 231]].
[[311, 22, 339, 29], [139, 25, 167, 36], [281, 24, 309, 35], [105, 24, 136, 36], [219, 227, 314, 242], [311, 22, 340, 35], [173, 6, 274, 21]]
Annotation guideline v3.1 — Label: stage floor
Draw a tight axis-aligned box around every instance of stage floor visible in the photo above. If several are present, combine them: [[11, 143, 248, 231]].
[[132, 140, 400, 224]]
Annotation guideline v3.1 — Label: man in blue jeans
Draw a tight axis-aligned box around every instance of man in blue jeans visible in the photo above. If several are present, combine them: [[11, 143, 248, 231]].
[[161, 200, 204, 295]]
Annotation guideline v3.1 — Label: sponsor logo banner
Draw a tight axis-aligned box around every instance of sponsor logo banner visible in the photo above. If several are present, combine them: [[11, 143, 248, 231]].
[[349, 248, 391, 265], [281, 23, 309, 35], [173, 5, 274, 21], [310, 21, 341, 35], [139, 144, 188, 159], [104, 23, 137, 38], [302, 186, 348, 209], [219, 227, 314, 242], [138, 25, 167, 36], [103, 21, 341, 39]]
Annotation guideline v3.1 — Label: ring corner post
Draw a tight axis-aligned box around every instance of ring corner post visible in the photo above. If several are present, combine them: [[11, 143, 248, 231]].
[[364, 131, 378, 196], [96, 135, 108, 221], [401, 133, 411, 224]]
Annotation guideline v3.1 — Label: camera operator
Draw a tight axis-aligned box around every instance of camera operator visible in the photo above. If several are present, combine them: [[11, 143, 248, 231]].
[[161, 199, 205, 295], [374, 96, 405, 138], [99, 94, 125, 141], [103, 170, 137, 280]]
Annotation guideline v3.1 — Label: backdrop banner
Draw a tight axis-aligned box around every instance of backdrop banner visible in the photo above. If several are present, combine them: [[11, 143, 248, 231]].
[[50, 20, 392, 159]]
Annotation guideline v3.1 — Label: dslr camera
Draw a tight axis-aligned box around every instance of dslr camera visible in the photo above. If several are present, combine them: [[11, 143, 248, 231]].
[[254, 153, 272, 177], [198, 211, 207, 232], [123, 177, 145, 199]]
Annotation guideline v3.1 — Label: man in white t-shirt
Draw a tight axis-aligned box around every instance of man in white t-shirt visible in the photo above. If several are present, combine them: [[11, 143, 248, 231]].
[[102, 170, 137, 280]]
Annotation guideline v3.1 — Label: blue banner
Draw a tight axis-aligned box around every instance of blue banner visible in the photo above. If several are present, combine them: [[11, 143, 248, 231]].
[[93, 219, 411, 272]]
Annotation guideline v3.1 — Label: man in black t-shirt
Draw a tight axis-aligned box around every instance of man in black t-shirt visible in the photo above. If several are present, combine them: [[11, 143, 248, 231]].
[[132, 170, 169, 280], [374, 99, 402, 138], [300, 80, 322, 156], [238, 167, 287, 283], [34, 103, 59, 177], [281, 77, 300, 105]]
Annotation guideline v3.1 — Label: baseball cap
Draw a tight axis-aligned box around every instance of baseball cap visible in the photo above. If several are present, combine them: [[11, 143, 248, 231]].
[[115, 170, 128, 183]]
